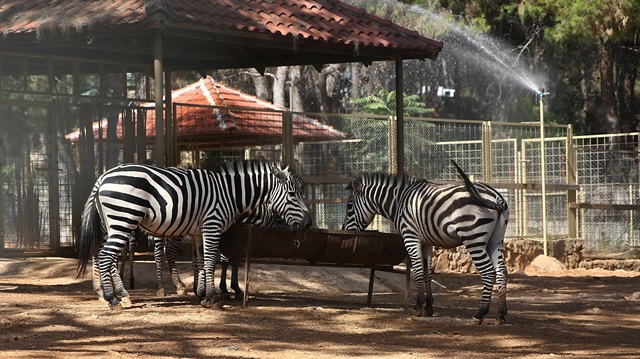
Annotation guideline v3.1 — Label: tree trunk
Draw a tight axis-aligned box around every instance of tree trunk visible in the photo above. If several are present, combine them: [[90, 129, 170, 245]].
[[290, 66, 304, 112], [600, 39, 619, 134], [273, 67, 289, 108], [249, 68, 270, 101], [616, 41, 639, 132], [315, 65, 330, 113]]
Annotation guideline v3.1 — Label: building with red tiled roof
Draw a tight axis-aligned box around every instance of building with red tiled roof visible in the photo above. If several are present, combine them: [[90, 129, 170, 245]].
[[0, 0, 443, 70], [66, 76, 346, 148]]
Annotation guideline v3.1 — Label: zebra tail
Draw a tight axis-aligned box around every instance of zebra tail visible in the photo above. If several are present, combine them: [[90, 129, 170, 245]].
[[450, 160, 506, 212], [76, 189, 102, 279]]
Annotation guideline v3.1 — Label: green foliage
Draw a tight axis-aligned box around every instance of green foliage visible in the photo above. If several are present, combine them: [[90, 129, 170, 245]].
[[351, 89, 435, 117]]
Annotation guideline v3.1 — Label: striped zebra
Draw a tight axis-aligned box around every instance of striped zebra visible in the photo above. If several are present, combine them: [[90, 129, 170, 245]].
[[342, 160, 509, 324], [152, 203, 286, 299], [77, 160, 312, 310]]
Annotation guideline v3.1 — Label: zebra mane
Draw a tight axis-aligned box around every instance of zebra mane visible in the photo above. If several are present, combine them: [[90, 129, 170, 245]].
[[218, 160, 286, 175], [217, 160, 304, 188], [354, 172, 414, 189]]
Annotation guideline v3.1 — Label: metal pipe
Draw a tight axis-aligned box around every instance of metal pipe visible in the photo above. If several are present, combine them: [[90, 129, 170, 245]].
[[539, 90, 550, 255]]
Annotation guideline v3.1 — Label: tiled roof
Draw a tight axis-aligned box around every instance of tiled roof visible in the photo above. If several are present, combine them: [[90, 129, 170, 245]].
[[66, 76, 346, 148], [0, 0, 443, 63]]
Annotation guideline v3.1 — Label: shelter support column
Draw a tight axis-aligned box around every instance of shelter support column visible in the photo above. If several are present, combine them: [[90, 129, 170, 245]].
[[282, 111, 294, 166], [154, 31, 165, 167], [394, 57, 404, 175], [48, 106, 60, 253], [165, 71, 175, 167]]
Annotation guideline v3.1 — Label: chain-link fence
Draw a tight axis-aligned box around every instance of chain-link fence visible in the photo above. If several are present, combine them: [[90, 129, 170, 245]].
[[1, 102, 638, 256]]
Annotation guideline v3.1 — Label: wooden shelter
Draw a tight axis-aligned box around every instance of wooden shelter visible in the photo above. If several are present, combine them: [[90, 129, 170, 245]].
[[0, 0, 443, 167], [0, 0, 443, 252]]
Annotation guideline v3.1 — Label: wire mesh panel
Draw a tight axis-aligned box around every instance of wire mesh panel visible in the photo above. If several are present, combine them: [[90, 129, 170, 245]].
[[521, 132, 571, 239], [0, 105, 53, 250], [574, 133, 640, 251]]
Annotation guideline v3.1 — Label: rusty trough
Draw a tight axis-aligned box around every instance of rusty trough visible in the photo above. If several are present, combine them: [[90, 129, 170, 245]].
[[219, 225, 410, 307]]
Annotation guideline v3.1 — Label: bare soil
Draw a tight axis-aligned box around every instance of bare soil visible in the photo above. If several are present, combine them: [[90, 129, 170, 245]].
[[1, 256, 639, 358]]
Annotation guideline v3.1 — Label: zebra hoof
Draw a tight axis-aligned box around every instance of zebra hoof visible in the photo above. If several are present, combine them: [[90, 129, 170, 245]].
[[120, 296, 132, 308], [156, 288, 166, 297], [176, 288, 188, 296], [109, 301, 124, 311], [495, 316, 506, 325], [472, 317, 483, 325]]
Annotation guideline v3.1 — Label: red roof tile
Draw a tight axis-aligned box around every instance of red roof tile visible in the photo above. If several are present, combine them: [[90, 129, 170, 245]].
[[66, 76, 346, 148], [0, 0, 443, 60]]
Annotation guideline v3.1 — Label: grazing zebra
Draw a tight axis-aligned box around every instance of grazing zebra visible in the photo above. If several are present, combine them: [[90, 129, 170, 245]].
[[152, 203, 287, 299], [77, 161, 312, 310], [342, 160, 509, 324]]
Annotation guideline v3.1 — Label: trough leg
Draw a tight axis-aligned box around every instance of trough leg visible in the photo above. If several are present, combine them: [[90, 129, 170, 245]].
[[404, 257, 411, 310], [367, 268, 375, 307]]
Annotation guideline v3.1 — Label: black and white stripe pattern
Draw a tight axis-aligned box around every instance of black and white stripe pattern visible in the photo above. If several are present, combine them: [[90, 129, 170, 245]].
[[77, 161, 312, 309], [342, 160, 509, 324], [152, 203, 286, 299]]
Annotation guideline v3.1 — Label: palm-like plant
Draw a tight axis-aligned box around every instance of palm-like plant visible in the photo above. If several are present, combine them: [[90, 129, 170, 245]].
[[347, 90, 436, 174], [351, 89, 434, 117]]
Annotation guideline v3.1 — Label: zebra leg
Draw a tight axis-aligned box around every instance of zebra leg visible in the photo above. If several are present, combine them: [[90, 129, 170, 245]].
[[422, 244, 434, 317], [153, 236, 166, 297], [488, 223, 509, 324], [166, 237, 187, 296], [219, 258, 230, 299], [464, 241, 497, 325], [201, 231, 221, 308], [192, 234, 206, 299], [92, 255, 105, 302], [405, 238, 430, 316], [98, 246, 124, 310], [128, 236, 135, 290], [229, 262, 243, 299]]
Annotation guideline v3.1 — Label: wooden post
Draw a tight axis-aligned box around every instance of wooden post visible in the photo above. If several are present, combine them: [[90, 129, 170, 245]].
[[395, 57, 404, 175], [367, 268, 375, 307], [404, 257, 411, 309], [282, 111, 294, 165], [48, 106, 60, 253], [154, 31, 165, 167]]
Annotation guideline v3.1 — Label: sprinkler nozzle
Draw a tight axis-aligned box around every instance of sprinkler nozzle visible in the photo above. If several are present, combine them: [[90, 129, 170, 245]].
[[538, 88, 550, 98]]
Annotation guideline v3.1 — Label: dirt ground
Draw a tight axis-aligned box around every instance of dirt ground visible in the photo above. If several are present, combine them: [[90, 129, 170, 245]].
[[1, 256, 639, 359]]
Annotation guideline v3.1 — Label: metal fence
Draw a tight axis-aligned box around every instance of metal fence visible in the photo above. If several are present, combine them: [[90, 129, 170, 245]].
[[0, 104, 638, 256]]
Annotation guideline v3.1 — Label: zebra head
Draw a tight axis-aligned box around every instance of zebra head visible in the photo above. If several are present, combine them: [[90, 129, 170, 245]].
[[268, 164, 312, 231], [342, 178, 375, 231]]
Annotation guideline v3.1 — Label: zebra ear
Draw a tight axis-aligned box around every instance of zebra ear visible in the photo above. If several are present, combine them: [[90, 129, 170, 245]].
[[271, 166, 288, 183], [349, 178, 363, 194]]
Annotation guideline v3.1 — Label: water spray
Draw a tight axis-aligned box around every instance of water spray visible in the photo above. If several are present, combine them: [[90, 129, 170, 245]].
[[538, 89, 550, 255]]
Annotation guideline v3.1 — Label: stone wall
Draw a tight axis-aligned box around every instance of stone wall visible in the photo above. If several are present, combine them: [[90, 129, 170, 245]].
[[432, 239, 586, 273]]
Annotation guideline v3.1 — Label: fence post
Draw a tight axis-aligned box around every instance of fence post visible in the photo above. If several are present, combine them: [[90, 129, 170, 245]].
[[282, 111, 294, 165], [566, 124, 577, 239], [388, 116, 398, 174], [481, 121, 493, 182], [49, 106, 60, 253]]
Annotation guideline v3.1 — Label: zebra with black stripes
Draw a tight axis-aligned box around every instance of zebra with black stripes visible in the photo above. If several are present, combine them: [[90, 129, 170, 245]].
[[77, 160, 312, 310], [342, 160, 509, 324], [152, 203, 286, 299]]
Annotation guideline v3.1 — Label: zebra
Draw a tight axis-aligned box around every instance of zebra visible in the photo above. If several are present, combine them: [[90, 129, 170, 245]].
[[77, 160, 312, 310], [152, 203, 286, 299], [342, 160, 509, 324]]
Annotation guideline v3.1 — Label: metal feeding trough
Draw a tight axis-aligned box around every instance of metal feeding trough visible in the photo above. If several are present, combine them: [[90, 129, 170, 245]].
[[219, 226, 410, 307]]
